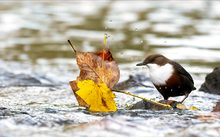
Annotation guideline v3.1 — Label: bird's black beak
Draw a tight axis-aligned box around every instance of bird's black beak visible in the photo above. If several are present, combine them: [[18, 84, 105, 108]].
[[136, 62, 145, 66]]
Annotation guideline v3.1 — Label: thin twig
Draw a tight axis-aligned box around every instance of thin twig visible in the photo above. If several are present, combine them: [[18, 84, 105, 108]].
[[138, 83, 154, 88], [101, 34, 107, 73], [68, 40, 77, 53], [104, 33, 108, 49], [112, 89, 172, 109]]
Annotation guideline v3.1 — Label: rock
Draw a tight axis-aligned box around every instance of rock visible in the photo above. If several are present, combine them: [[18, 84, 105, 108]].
[[199, 66, 220, 95], [113, 74, 152, 90], [0, 70, 42, 87], [212, 102, 220, 112], [128, 100, 171, 110], [45, 108, 57, 113], [0, 107, 30, 118]]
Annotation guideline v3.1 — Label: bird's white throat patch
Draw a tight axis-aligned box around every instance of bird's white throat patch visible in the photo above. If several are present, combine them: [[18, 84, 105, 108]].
[[147, 63, 174, 85]]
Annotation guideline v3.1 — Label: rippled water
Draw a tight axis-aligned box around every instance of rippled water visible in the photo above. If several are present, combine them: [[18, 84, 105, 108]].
[[0, 1, 220, 137]]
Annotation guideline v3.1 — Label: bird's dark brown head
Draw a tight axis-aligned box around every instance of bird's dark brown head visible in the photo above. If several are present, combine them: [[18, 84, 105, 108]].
[[136, 54, 169, 66]]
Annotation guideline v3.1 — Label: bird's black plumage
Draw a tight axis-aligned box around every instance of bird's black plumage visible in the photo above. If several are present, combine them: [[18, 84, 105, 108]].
[[170, 61, 196, 90], [171, 61, 194, 85]]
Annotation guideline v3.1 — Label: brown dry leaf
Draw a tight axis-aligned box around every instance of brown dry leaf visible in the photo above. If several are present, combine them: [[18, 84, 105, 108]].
[[69, 45, 120, 111], [69, 48, 120, 90], [75, 49, 120, 88]]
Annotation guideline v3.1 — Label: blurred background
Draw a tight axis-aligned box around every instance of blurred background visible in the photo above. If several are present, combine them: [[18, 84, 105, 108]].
[[0, 1, 220, 137], [0, 1, 220, 85]]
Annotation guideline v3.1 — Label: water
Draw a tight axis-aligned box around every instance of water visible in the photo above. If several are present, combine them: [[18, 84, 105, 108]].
[[0, 1, 220, 137]]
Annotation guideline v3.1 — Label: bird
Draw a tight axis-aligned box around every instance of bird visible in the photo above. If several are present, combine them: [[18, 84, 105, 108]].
[[136, 54, 196, 103]]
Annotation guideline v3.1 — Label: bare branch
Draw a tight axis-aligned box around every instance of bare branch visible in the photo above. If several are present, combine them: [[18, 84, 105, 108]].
[[112, 89, 172, 109]]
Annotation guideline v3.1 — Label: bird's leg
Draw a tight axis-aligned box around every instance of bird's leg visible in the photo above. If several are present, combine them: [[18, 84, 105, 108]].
[[180, 93, 189, 103], [159, 96, 169, 104]]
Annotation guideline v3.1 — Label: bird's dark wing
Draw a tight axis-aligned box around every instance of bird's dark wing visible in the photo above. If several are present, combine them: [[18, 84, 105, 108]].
[[171, 61, 194, 84]]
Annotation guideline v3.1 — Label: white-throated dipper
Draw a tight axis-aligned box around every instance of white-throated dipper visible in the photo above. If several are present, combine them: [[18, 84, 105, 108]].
[[136, 54, 196, 103]]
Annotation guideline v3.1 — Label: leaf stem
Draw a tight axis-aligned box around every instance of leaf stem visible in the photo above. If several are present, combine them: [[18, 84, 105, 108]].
[[104, 33, 107, 48], [68, 40, 77, 53], [101, 34, 108, 68], [112, 89, 172, 109]]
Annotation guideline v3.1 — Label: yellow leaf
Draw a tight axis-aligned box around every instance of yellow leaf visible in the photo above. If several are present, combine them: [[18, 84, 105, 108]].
[[189, 106, 199, 111], [176, 103, 187, 110], [76, 80, 117, 112], [175, 103, 199, 111]]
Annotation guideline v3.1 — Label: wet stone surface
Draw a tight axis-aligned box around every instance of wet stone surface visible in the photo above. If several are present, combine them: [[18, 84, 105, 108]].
[[0, 86, 103, 127], [0, 69, 41, 87], [0, 79, 220, 137]]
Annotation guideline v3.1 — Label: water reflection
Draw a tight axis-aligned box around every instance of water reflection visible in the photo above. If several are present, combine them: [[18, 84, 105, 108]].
[[1, 1, 220, 65]]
